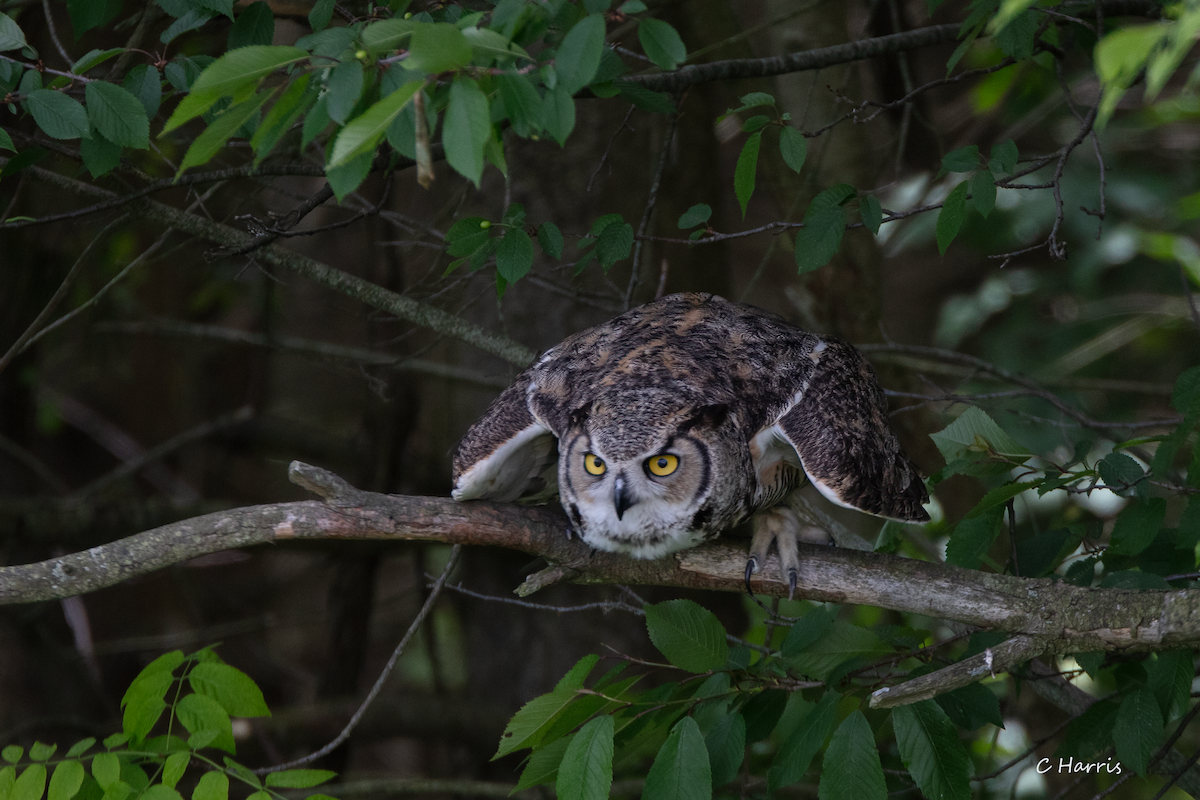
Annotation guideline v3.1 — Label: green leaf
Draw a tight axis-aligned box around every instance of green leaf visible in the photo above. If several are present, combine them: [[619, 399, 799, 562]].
[[71, 48, 125, 75], [595, 221, 633, 270], [930, 406, 1029, 461], [555, 716, 613, 800], [780, 604, 838, 657], [514, 736, 571, 791], [0, 767, 13, 800], [141, 786, 182, 800], [941, 145, 980, 173], [1098, 451, 1145, 495], [160, 10, 213, 46], [250, 73, 315, 163], [1109, 498, 1166, 556], [1147, 650, 1193, 721], [66, 0, 121, 38], [934, 681, 1003, 729], [26, 746, 52, 764], [637, 18, 686, 70], [988, 139, 1017, 174], [543, 84, 576, 145], [463, 26, 532, 63], [329, 80, 421, 167], [741, 690, 786, 742], [25, 90, 90, 140], [228, 2, 274, 49], [11, 766, 46, 800], [494, 656, 597, 759], [0, 12, 29, 53], [48, 763, 83, 800], [64, 741, 94, 760], [557, 14, 607, 94], [263, 772, 335, 789], [644, 717, 711, 800], [325, 149, 372, 202], [91, 756, 119, 791], [734, 131, 761, 218], [969, 169, 996, 218], [497, 74, 543, 136], [161, 46, 307, 134], [122, 65, 162, 119], [178, 91, 272, 175], [443, 77, 491, 186], [79, 130, 122, 178], [497, 229, 534, 283], [645, 599, 728, 673], [308, 0, 334, 31], [1112, 688, 1163, 776], [325, 60, 364, 125], [188, 662, 271, 718], [0, 129, 13, 153], [361, 18, 416, 55], [818, 711, 886, 800], [945, 506, 1003, 568], [85, 83, 149, 149], [794, 206, 845, 274], [121, 669, 172, 741], [784, 621, 886, 680], [860, 194, 882, 234], [936, 180, 969, 255], [161, 754, 189, 791], [703, 712, 745, 788], [190, 772, 227, 800], [893, 701, 970, 800], [175, 694, 236, 754], [407, 22, 472, 73], [537, 222, 564, 258], [678, 204, 712, 229], [779, 126, 807, 173], [768, 692, 837, 790], [994, 10, 1038, 59]]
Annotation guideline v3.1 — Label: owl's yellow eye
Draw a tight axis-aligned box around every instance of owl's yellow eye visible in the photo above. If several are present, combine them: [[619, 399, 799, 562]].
[[584, 453, 607, 475], [646, 454, 679, 477]]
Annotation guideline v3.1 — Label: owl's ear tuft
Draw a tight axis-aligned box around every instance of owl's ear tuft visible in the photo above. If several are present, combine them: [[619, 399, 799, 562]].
[[680, 403, 729, 432]]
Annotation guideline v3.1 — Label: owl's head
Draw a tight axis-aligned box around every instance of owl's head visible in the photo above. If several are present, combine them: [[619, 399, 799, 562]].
[[558, 391, 749, 559]]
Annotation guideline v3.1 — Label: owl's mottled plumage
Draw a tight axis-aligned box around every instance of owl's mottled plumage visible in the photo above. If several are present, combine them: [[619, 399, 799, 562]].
[[452, 293, 929, 591]]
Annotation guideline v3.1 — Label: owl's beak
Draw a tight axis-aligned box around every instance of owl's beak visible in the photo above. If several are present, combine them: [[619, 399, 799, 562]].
[[613, 474, 634, 520]]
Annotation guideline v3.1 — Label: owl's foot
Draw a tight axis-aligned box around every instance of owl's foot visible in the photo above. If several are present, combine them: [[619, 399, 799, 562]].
[[747, 506, 802, 599]]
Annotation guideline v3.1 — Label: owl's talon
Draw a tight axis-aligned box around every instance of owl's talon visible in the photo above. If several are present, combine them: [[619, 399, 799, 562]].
[[787, 568, 798, 600], [744, 557, 758, 594]]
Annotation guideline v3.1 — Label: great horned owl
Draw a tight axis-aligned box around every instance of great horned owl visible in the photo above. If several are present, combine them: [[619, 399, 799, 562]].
[[452, 293, 929, 593]]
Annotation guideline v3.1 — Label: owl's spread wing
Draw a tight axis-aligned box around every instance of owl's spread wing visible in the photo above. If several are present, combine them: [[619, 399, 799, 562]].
[[452, 374, 559, 503], [766, 338, 929, 522]]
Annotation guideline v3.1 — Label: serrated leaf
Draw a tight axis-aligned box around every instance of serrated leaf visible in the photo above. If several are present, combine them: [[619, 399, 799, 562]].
[[71, 48, 124, 75], [160, 46, 307, 134], [308, 0, 334, 31], [66, 0, 120, 39], [942, 145, 980, 173], [497, 229, 534, 283], [860, 194, 882, 234], [595, 221, 633, 270], [188, 662, 270, 718], [177, 91, 271, 175], [637, 18, 686, 70], [325, 60, 364, 125], [26, 90, 90, 140], [0, 13, 27, 53], [970, 169, 996, 218], [407, 22, 472, 73], [784, 621, 885, 680], [1109, 498, 1166, 556], [85, 83, 149, 149], [0, 129, 13, 153], [537, 222, 564, 258], [1098, 451, 1145, 495], [988, 139, 1017, 174], [768, 692, 837, 790], [893, 701, 970, 800], [643, 717, 711, 800], [160, 10, 212, 46], [1112, 689, 1163, 776], [191, 772, 227, 800], [122, 65, 162, 119], [703, 712, 745, 788], [1147, 650, 1193, 720], [780, 605, 838, 657], [945, 506, 1003, 568], [934, 681, 1003, 729], [734, 131, 761, 218], [779, 126, 807, 173], [678, 203, 712, 229], [557, 14, 606, 94], [555, 716, 613, 800], [930, 406, 1028, 461], [497, 73, 543, 136], [794, 206, 845, 274], [645, 599, 727, 673], [329, 80, 421, 167], [325, 148, 372, 202], [818, 711, 886, 800], [994, 10, 1038, 59], [514, 736, 571, 791], [543, 84, 575, 145], [250, 73, 315, 163], [263, 771, 335, 789], [48, 762, 83, 800], [11, 766, 45, 800], [228, 2, 274, 49], [936, 180, 968, 255], [443, 77, 490, 186]]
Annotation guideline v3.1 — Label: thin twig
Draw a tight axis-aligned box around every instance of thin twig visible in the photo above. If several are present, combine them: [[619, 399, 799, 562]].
[[257, 544, 463, 773], [626, 111, 677, 310], [41, 0, 73, 67]]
